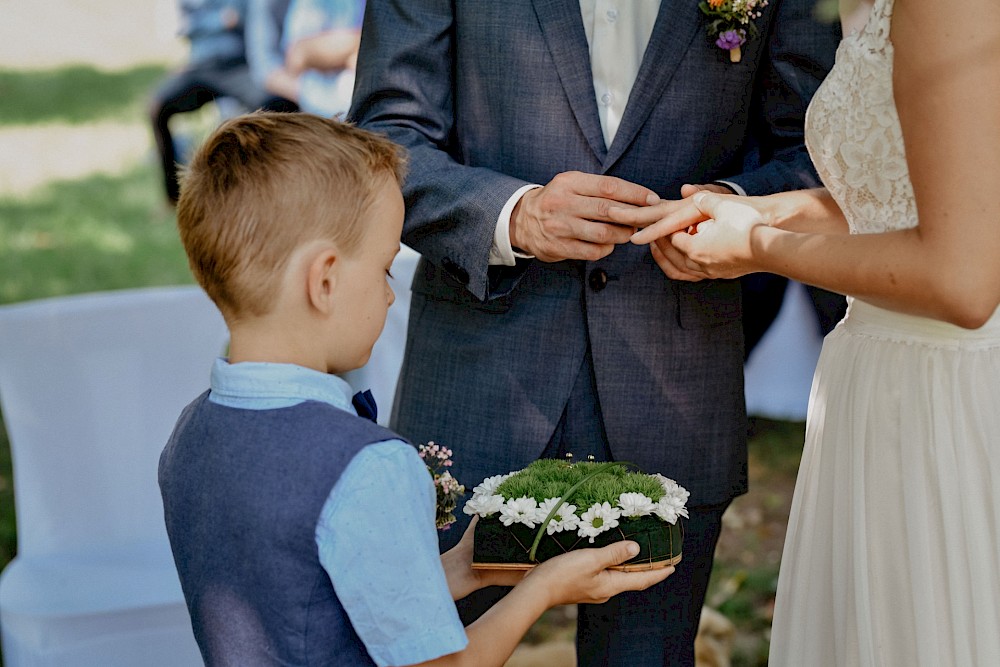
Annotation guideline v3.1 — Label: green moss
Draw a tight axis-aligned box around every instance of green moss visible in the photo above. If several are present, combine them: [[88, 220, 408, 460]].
[[495, 460, 666, 515]]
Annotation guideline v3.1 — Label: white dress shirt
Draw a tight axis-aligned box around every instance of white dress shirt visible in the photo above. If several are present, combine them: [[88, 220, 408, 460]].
[[488, 1, 743, 267], [489, 1, 660, 266]]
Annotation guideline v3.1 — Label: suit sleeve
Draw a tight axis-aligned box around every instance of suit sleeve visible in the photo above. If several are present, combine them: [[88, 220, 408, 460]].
[[348, 0, 531, 301], [722, 0, 842, 196]]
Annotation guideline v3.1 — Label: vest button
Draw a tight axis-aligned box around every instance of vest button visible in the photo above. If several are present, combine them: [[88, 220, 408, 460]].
[[588, 268, 608, 292]]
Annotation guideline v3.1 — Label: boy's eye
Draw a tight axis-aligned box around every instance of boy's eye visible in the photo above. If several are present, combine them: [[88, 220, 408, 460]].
[[386, 269, 394, 279]]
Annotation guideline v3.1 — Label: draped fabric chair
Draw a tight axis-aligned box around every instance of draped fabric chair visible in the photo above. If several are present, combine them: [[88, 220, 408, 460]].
[[0, 286, 228, 667]]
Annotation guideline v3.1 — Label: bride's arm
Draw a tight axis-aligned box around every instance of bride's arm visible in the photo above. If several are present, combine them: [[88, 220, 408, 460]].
[[657, 0, 1000, 328], [614, 187, 848, 281], [621, 187, 848, 241]]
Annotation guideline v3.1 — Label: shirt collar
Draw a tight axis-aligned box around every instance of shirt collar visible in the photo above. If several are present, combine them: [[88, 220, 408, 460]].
[[208, 358, 354, 412]]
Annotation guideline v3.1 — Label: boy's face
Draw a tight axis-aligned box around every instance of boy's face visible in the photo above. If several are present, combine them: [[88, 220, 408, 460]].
[[327, 177, 405, 374]]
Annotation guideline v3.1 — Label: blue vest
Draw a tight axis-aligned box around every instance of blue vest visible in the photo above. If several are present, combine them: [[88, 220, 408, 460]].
[[159, 392, 398, 666]]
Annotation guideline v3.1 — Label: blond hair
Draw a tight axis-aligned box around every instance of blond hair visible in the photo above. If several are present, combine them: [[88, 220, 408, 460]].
[[177, 112, 406, 319]]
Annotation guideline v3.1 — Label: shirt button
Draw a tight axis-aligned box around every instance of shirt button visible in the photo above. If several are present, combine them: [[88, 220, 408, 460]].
[[606, 8, 618, 22], [588, 268, 609, 292], [600, 92, 613, 106]]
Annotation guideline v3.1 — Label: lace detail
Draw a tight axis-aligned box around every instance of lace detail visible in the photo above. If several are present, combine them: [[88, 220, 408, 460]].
[[804, 0, 918, 234]]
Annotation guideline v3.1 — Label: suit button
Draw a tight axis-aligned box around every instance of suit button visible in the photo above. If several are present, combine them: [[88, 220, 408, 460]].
[[588, 268, 608, 292]]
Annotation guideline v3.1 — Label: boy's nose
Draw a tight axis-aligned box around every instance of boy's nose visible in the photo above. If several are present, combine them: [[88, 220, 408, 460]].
[[387, 284, 396, 306]]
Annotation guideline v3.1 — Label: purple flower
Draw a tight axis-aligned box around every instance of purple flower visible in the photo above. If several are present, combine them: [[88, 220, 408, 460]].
[[715, 29, 746, 51]]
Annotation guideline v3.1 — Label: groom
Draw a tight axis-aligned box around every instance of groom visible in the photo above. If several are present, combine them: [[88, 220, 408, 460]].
[[350, 1, 838, 665]]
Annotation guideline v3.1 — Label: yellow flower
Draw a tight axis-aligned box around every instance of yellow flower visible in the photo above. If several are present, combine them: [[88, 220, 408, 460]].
[[708, 0, 726, 7]]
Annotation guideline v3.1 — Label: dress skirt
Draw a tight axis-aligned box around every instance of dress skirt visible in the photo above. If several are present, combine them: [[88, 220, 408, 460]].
[[769, 298, 1000, 667]]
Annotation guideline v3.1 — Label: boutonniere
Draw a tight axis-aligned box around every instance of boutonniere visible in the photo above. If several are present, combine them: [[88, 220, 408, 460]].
[[699, 0, 769, 63], [418, 442, 465, 530]]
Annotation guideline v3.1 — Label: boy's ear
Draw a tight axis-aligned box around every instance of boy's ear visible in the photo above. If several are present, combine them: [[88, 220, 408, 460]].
[[305, 247, 339, 314]]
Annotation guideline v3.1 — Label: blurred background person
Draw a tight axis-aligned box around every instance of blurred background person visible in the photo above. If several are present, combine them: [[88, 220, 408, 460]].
[[149, 0, 296, 206], [282, 0, 364, 117], [247, 0, 362, 118]]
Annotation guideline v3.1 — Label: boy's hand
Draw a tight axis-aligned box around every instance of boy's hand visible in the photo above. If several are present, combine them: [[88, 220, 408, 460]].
[[442, 517, 525, 600], [528, 540, 675, 607]]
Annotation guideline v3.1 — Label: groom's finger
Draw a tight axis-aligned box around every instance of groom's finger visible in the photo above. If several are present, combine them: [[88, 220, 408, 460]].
[[572, 219, 636, 246], [567, 171, 658, 208], [651, 238, 708, 282]]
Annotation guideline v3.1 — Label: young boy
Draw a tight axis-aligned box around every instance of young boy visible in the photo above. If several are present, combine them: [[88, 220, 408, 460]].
[[159, 112, 672, 667]]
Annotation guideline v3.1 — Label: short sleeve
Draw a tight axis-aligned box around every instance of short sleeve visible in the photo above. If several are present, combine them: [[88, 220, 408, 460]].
[[316, 440, 468, 667]]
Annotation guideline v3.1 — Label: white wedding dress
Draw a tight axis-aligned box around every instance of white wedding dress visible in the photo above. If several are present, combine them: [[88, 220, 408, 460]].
[[768, 0, 1000, 665]]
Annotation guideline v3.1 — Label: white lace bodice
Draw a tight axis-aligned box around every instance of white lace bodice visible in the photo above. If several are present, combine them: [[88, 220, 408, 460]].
[[805, 0, 917, 234]]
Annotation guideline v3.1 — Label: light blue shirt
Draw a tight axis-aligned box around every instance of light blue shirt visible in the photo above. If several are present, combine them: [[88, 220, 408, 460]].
[[246, 0, 290, 88], [208, 359, 468, 667], [179, 0, 248, 65], [282, 0, 365, 116]]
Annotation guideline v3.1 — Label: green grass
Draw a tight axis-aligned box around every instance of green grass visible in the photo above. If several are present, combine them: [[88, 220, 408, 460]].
[[0, 165, 192, 304], [0, 65, 169, 126]]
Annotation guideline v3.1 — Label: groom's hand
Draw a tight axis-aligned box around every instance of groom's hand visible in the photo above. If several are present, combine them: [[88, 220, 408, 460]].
[[608, 183, 734, 282], [508, 171, 656, 263]]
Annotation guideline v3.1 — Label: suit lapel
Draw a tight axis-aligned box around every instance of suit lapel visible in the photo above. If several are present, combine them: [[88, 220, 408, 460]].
[[531, 0, 607, 161], [603, 0, 702, 170]]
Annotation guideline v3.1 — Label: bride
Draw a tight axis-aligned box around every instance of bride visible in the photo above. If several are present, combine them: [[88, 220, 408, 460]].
[[610, 0, 1000, 664]]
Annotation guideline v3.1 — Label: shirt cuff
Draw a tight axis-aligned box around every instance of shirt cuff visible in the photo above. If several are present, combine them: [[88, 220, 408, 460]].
[[489, 184, 540, 266], [713, 180, 747, 196]]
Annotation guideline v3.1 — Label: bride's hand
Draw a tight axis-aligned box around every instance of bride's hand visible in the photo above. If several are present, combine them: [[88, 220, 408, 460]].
[[668, 191, 768, 279], [608, 184, 729, 281]]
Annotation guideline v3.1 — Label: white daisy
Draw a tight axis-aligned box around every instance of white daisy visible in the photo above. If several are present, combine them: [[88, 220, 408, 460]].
[[499, 496, 539, 528], [663, 493, 690, 520], [653, 498, 679, 524], [463, 493, 505, 517], [472, 473, 510, 498], [651, 476, 690, 507], [536, 497, 580, 534], [617, 492, 656, 517], [577, 502, 621, 543], [653, 495, 689, 524]]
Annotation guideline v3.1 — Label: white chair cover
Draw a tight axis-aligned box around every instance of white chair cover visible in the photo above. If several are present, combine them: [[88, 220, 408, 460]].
[[0, 286, 229, 667], [743, 281, 825, 421]]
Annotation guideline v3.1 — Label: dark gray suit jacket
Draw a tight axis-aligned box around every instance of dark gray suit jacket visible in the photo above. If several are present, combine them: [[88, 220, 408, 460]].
[[350, 0, 839, 507]]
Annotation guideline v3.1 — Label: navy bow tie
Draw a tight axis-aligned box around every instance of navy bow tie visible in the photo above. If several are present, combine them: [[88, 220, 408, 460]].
[[351, 389, 378, 423]]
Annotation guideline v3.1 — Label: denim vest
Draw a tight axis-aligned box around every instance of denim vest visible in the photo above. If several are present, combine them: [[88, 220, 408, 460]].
[[160, 392, 397, 666]]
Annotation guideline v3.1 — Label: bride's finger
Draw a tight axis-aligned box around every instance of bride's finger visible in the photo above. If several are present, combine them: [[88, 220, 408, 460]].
[[605, 201, 668, 226], [629, 206, 709, 244], [692, 191, 759, 224]]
